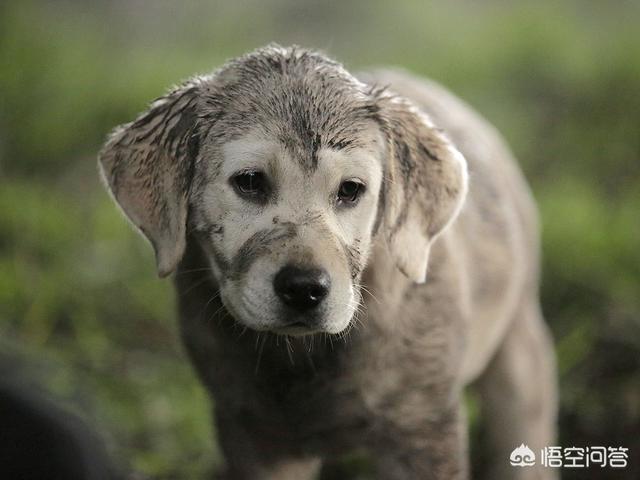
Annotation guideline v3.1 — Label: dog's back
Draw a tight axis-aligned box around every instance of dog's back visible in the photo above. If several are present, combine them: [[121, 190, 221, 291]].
[[361, 70, 557, 480]]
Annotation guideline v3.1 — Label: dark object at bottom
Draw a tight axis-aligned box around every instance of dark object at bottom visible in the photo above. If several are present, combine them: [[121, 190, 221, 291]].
[[0, 376, 121, 480]]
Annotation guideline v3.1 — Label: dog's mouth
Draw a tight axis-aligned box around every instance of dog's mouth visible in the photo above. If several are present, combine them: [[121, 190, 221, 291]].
[[221, 291, 327, 335], [273, 321, 320, 336], [220, 281, 356, 336]]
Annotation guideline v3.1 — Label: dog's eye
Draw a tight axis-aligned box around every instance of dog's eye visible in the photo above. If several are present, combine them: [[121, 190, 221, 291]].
[[337, 180, 364, 205], [231, 171, 268, 199]]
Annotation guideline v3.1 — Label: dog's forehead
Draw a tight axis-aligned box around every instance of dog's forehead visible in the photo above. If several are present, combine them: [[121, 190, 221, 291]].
[[220, 128, 383, 181], [201, 47, 382, 171]]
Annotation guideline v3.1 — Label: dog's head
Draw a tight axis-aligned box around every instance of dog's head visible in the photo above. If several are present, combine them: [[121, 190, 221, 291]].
[[99, 45, 467, 335]]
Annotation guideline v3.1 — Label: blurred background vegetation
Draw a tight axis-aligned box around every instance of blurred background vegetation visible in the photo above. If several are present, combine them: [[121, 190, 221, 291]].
[[1, 0, 638, 478]]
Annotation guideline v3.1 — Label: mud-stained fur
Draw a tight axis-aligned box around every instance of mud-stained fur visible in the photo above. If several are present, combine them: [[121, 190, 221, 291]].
[[99, 45, 558, 480]]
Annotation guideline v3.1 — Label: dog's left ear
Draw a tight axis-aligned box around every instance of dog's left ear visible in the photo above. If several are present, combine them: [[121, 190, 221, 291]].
[[376, 93, 468, 283], [98, 82, 201, 277]]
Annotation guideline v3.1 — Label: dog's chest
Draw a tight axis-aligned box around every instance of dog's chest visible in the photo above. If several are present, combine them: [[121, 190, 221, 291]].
[[219, 339, 373, 452]]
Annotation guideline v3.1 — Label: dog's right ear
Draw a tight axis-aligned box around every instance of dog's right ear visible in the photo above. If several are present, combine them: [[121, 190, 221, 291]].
[[374, 90, 468, 284], [98, 81, 202, 277]]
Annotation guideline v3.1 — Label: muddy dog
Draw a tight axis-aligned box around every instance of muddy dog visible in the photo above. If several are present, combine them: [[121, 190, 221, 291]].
[[99, 45, 557, 480]]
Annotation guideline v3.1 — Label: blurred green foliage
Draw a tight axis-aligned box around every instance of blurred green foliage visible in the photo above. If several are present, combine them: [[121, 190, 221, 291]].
[[1, 0, 638, 478]]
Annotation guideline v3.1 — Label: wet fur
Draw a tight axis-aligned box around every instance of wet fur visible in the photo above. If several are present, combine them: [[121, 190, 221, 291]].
[[99, 45, 557, 479]]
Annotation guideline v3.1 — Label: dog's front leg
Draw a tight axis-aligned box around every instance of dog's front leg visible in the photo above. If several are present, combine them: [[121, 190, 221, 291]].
[[371, 401, 469, 480], [214, 458, 321, 480], [213, 410, 321, 480]]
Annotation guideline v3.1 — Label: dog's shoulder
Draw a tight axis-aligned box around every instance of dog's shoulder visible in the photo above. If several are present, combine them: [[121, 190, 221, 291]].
[[361, 69, 540, 382]]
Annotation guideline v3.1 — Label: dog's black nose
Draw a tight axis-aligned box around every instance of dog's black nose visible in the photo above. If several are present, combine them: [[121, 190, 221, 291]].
[[274, 265, 330, 311]]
